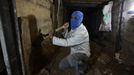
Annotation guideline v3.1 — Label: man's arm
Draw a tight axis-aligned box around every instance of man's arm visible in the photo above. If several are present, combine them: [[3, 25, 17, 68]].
[[52, 33, 87, 47]]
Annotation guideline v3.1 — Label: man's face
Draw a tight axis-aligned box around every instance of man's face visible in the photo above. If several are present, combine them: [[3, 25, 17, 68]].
[[70, 11, 83, 30], [71, 16, 77, 20]]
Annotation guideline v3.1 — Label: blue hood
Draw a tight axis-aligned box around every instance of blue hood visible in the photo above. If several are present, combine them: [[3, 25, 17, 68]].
[[70, 11, 84, 30]]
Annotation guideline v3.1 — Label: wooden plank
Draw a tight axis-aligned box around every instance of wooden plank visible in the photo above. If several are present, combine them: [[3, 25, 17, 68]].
[[21, 17, 32, 75]]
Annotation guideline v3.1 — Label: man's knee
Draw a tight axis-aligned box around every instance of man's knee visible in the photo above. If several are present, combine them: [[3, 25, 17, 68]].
[[59, 57, 71, 70], [59, 63, 65, 70]]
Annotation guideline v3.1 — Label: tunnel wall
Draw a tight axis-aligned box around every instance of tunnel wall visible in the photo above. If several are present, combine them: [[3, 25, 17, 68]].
[[15, 0, 61, 75], [118, 0, 134, 66], [16, 0, 53, 34]]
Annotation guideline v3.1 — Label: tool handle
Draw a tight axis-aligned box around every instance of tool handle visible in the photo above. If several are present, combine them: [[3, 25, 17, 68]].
[[42, 23, 69, 37]]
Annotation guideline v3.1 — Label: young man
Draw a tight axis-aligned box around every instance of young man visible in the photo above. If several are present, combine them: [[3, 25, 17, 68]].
[[48, 11, 90, 75]]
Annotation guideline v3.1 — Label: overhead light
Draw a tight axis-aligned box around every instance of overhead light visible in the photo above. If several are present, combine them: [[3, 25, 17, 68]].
[[128, 3, 134, 14], [130, 4, 134, 11]]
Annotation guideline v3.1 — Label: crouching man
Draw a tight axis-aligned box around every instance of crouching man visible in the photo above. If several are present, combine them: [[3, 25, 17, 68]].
[[48, 11, 91, 75]]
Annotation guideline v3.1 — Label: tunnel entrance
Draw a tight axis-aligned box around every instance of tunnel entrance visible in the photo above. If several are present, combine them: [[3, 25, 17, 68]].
[[63, 3, 103, 40], [1, 0, 134, 75]]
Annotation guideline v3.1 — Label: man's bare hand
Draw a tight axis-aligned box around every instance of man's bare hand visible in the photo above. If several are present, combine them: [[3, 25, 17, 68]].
[[48, 31, 53, 39], [63, 22, 69, 30]]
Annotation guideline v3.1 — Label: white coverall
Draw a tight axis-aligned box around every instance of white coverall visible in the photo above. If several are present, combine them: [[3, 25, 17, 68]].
[[52, 23, 90, 75], [52, 24, 90, 57]]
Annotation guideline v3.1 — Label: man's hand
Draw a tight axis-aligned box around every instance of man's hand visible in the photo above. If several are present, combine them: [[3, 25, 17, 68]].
[[48, 31, 53, 39], [63, 22, 69, 30]]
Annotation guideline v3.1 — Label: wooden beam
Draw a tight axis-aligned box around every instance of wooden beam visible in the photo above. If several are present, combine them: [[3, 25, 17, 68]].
[[21, 17, 32, 75]]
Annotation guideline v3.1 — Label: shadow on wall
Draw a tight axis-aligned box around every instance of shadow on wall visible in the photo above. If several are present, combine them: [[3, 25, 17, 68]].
[[27, 15, 45, 75], [28, 15, 59, 75]]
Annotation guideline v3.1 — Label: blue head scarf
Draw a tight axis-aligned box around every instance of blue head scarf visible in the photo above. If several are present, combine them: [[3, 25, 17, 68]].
[[70, 11, 84, 30]]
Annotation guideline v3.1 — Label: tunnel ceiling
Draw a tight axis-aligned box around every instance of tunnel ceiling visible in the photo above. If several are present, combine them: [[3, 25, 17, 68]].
[[63, 0, 109, 4], [63, 0, 110, 7]]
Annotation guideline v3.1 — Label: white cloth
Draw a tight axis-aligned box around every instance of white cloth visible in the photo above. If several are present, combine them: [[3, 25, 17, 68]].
[[99, 1, 113, 31], [52, 24, 90, 57]]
